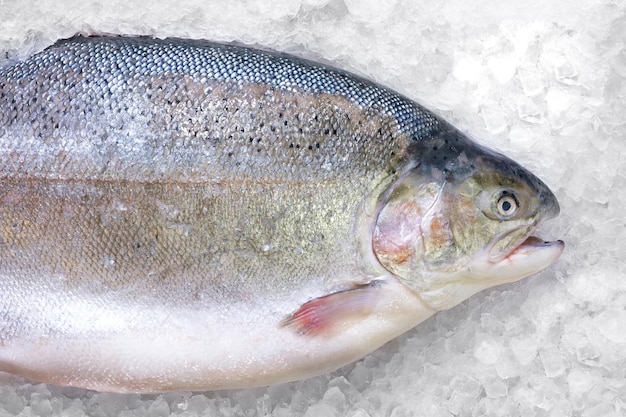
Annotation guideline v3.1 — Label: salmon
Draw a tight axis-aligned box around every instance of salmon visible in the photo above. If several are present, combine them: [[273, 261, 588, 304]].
[[0, 36, 563, 392]]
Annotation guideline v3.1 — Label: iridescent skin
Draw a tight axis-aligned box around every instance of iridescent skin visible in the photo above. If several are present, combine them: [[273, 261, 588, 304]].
[[0, 37, 563, 392]]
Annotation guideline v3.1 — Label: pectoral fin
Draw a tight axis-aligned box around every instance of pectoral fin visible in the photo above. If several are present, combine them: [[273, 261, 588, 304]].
[[280, 281, 382, 336]]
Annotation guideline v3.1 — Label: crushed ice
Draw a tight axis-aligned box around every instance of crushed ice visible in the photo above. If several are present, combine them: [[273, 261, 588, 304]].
[[1, 0, 624, 415]]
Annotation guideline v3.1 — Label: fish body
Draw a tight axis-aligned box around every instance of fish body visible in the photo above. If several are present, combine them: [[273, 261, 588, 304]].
[[0, 37, 563, 392]]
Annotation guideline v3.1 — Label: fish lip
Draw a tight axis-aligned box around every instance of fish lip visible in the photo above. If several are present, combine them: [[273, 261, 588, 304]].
[[502, 236, 565, 260], [487, 226, 533, 263], [489, 233, 565, 269], [487, 224, 564, 265]]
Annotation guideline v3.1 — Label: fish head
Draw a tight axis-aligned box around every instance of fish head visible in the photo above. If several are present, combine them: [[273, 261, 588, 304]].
[[373, 126, 564, 311]]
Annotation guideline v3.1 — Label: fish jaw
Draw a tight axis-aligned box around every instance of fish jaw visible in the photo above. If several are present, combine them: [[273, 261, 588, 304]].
[[481, 236, 564, 285], [418, 237, 564, 311]]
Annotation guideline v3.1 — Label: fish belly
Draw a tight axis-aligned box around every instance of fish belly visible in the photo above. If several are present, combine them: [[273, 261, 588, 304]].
[[0, 176, 420, 392]]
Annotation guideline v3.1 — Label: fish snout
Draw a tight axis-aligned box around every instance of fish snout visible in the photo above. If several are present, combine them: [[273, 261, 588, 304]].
[[538, 186, 560, 220]]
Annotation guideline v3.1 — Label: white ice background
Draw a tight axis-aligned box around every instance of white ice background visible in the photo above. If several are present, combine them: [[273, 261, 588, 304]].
[[0, 0, 624, 416]]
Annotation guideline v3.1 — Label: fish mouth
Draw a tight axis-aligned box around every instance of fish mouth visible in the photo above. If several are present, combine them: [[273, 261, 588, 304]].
[[488, 225, 558, 264], [502, 235, 564, 261], [487, 233, 564, 283]]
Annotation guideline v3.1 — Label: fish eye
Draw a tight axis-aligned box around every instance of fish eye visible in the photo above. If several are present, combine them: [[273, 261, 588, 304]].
[[495, 191, 519, 219]]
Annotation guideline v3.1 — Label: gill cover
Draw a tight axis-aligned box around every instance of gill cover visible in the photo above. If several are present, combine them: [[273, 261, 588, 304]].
[[372, 169, 445, 281]]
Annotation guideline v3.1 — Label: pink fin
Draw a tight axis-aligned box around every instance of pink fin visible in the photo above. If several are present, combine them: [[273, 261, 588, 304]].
[[280, 281, 382, 336]]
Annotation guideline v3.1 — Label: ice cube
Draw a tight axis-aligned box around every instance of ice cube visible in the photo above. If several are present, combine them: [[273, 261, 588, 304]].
[[484, 379, 508, 398], [510, 337, 539, 366], [539, 350, 567, 377], [474, 336, 503, 365], [488, 55, 517, 84], [518, 68, 545, 96], [593, 310, 626, 343]]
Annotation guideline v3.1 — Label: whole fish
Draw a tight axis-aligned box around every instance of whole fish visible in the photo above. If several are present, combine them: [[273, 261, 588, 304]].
[[0, 36, 563, 393]]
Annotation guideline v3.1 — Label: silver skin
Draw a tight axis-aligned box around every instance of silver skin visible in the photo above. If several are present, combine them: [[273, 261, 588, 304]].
[[0, 37, 563, 392]]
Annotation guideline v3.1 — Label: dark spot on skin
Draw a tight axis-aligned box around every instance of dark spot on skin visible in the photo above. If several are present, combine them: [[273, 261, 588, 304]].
[[315, 143, 320, 149], [324, 129, 330, 135], [308, 145, 313, 150], [332, 129, 337, 135], [260, 122, 264, 128], [289, 143, 294, 148], [433, 146, 438, 151]]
